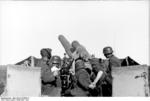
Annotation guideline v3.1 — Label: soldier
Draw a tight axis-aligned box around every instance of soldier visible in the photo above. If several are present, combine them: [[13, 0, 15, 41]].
[[42, 55, 62, 96], [89, 58, 106, 96], [60, 56, 74, 96], [102, 46, 121, 96], [70, 58, 93, 96], [35, 49, 61, 96], [34, 48, 53, 96], [35, 48, 53, 84]]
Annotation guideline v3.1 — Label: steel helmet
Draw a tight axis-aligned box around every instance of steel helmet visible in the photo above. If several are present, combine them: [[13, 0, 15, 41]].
[[103, 46, 113, 55], [51, 55, 61, 64]]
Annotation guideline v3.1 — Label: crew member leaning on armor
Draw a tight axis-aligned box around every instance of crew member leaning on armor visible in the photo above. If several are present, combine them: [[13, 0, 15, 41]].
[[35, 48, 53, 83], [102, 46, 121, 83], [102, 46, 121, 96], [34, 48, 61, 96], [70, 58, 93, 96], [34, 48, 53, 96], [103, 46, 121, 68]]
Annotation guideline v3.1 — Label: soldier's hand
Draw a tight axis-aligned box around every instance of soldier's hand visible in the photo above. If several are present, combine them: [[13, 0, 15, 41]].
[[22, 60, 30, 67], [89, 83, 96, 89], [72, 51, 79, 60], [69, 69, 75, 75]]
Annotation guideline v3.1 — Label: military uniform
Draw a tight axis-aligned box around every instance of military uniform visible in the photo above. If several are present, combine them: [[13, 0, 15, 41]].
[[42, 75, 61, 97], [0, 82, 4, 95], [102, 46, 121, 96], [36, 49, 61, 97], [89, 58, 106, 96], [104, 55, 121, 87], [109, 55, 121, 67], [35, 59, 61, 96], [106, 55, 121, 96], [70, 59, 91, 96]]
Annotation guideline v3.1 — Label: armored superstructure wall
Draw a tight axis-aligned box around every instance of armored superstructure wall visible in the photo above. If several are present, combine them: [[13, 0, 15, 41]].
[[112, 65, 150, 97], [0, 65, 41, 97]]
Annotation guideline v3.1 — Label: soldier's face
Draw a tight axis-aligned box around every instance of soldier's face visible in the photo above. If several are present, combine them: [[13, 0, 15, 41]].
[[52, 63, 60, 67], [42, 56, 49, 62], [72, 51, 79, 60], [104, 53, 112, 58], [51, 64, 60, 76], [92, 64, 97, 70]]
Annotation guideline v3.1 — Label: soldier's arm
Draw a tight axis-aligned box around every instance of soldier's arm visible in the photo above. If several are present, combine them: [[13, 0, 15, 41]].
[[92, 70, 103, 85], [110, 56, 121, 67]]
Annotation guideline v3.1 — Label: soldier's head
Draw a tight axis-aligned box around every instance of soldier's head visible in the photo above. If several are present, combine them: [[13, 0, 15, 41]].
[[50, 55, 61, 76], [62, 57, 73, 69], [51, 55, 61, 67], [72, 41, 80, 49], [40, 48, 52, 61], [103, 46, 113, 58]]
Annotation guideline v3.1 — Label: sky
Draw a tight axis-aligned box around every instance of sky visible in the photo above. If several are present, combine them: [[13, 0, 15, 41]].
[[0, 1, 149, 65]]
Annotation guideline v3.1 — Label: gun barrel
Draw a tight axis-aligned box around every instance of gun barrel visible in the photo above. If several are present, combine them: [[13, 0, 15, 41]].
[[58, 35, 73, 58]]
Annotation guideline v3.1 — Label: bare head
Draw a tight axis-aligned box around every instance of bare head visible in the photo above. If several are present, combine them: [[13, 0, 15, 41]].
[[72, 41, 80, 49], [40, 48, 52, 61]]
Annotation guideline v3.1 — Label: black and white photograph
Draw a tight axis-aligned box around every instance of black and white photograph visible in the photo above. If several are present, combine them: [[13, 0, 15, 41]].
[[0, 0, 149, 99]]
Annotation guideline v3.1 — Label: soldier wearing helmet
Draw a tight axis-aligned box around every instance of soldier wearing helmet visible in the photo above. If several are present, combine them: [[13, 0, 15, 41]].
[[50, 55, 62, 76], [103, 46, 121, 67], [102, 46, 121, 96], [41, 55, 62, 97], [51, 55, 61, 64]]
